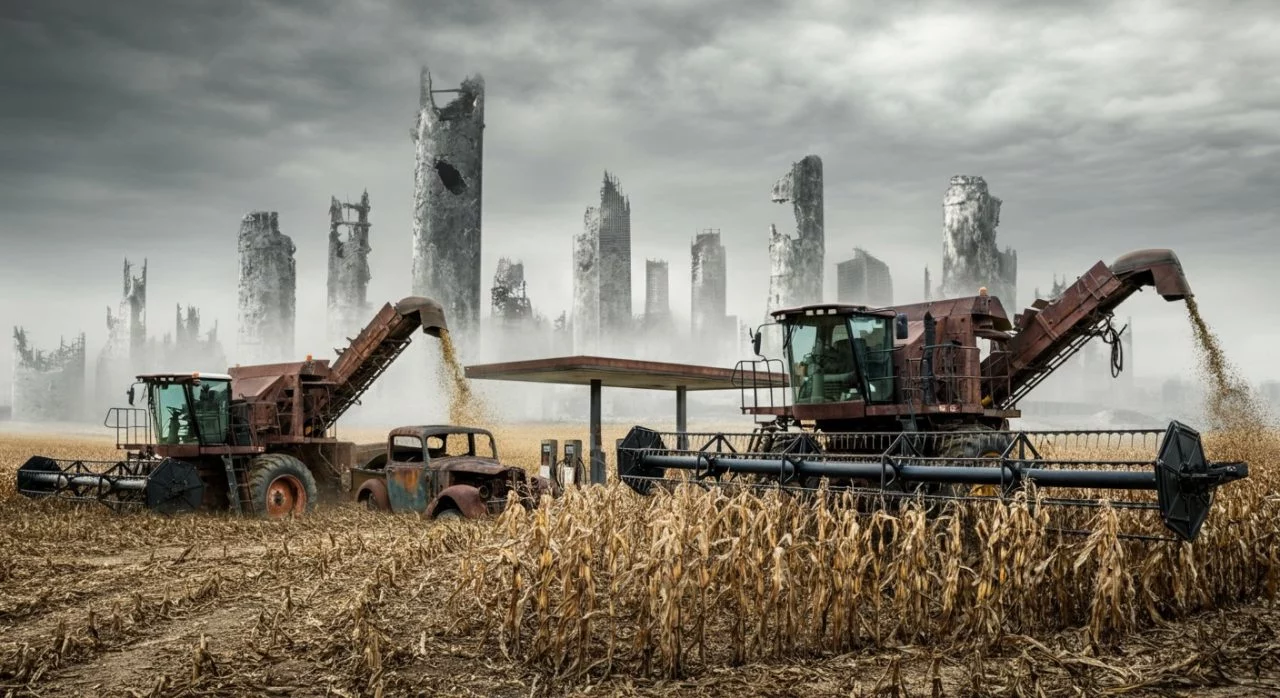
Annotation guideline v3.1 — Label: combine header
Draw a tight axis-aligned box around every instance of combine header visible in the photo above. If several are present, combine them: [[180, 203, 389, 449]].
[[17, 296, 448, 517], [618, 249, 1249, 541]]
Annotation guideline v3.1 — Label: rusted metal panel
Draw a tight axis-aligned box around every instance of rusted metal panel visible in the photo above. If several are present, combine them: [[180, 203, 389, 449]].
[[386, 463, 429, 512], [427, 484, 489, 518]]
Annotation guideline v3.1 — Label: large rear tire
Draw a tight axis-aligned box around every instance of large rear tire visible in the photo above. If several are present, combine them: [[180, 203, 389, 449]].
[[248, 454, 318, 518]]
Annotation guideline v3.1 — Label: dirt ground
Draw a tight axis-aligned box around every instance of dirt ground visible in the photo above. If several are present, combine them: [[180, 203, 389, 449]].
[[1, 426, 1277, 697]]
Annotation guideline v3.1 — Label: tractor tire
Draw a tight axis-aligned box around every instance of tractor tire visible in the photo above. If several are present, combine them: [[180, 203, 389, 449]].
[[247, 454, 318, 518], [939, 428, 1013, 500]]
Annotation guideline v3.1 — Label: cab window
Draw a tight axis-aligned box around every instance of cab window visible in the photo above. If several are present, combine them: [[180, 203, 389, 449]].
[[423, 433, 474, 459], [850, 316, 895, 403], [191, 380, 230, 444], [152, 383, 196, 444], [786, 314, 861, 404], [391, 435, 424, 462]]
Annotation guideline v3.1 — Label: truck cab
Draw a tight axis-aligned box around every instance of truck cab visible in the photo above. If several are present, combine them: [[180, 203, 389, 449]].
[[349, 425, 554, 519]]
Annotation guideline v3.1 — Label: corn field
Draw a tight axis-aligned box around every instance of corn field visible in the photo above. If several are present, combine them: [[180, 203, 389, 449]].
[[2, 420, 1277, 697]]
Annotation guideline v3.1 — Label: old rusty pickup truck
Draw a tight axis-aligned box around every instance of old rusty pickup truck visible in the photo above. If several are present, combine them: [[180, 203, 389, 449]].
[[349, 425, 555, 519]]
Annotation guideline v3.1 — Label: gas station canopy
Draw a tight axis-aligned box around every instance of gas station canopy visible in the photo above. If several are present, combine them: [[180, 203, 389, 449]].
[[464, 355, 788, 484]]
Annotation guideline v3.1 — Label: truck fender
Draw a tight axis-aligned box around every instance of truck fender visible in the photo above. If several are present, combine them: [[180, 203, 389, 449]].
[[427, 485, 489, 519], [356, 479, 391, 512]]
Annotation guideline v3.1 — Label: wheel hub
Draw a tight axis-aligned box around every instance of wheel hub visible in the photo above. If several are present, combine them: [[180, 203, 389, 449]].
[[265, 474, 306, 517]]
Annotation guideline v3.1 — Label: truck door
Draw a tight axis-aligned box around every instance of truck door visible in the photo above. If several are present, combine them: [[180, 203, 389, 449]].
[[385, 434, 429, 511]]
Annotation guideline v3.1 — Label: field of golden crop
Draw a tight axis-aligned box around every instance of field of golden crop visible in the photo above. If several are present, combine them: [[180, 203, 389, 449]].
[[2, 419, 1279, 697]]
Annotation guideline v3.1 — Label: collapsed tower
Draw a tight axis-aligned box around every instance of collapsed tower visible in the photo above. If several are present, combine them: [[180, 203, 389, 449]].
[[161, 304, 225, 371], [411, 65, 485, 349], [12, 328, 86, 422], [766, 155, 824, 318], [940, 175, 1017, 308], [573, 172, 633, 353], [237, 211, 296, 365], [327, 191, 373, 345], [491, 258, 533, 326], [96, 259, 148, 409]]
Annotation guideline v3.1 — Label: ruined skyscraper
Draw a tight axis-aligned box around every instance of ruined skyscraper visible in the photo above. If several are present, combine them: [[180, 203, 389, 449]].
[[12, 328, 86, 422], [690, 229, 735, 361], [411, 65, 485, 348], [327, 191, 372, 345], [691, 230, 727, 338], [162, 304, 225, 372], [491, 258, 533, 326], [237, 211, 296, 364], [96, 259, 148, 409], [572, 209, 601, 354], [837, 248, 894, 307], [923, 266, 932, 302], [643, 259, 670, 328], [940, 175, 1017, 309], [594, 172, 632, 334], [766, 155, 824, 318]]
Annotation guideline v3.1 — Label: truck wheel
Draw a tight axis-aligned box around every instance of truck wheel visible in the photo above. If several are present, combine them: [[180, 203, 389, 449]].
[[248, 454, 318, 518], [434, 508, 462, 521], [357, 479, 390, 512]]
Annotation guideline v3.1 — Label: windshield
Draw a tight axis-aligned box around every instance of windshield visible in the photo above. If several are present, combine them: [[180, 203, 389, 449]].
[[151, 379, 230, 445], [786, 314, 860, 404]]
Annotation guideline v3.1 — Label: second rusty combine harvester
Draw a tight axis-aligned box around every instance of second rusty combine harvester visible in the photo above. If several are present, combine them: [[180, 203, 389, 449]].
[[618, 249, 1249, 541], [17, 297, 448, 517]]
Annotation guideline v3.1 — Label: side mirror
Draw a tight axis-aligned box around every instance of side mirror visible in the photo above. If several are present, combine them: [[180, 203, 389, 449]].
[[751, 329, 762, 357], [895, 313, 909, 340], [127, 386, 135, 406]]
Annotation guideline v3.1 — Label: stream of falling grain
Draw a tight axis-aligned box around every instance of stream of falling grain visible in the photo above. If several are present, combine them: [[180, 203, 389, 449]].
[[437, 331, 492, 427], [1185, 297, 1266, 433]]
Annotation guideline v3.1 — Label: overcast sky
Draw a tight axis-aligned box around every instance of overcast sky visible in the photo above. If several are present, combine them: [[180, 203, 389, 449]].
[[2, 0, 1277, 400]]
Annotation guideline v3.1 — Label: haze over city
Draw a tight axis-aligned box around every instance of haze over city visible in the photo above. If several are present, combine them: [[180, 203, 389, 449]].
[[2, 0, 1278, 408]]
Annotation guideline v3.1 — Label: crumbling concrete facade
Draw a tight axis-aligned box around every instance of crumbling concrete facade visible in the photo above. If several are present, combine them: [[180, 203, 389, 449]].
[[691, 230, 727, 338], [327, 191, 372, 346], [12, 328, 86, 422], [96, 259, 148, 410], [836, 248, 894, 307], [766, 155, 824, 319], [572, 210, 602, 354], [411, 65, 485, 350], [237, 212, 296, 365], [491, 258, 533, 326], [941, 175, 1017, 309], [595, 172, 632, 334]]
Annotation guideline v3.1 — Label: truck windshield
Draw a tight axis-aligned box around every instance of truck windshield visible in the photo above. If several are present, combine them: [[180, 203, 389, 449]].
[[786, 314, 860, 404]]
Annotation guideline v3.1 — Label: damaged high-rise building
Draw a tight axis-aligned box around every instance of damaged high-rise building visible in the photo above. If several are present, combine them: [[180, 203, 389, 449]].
[[327, 191, 372, 345], [836, 248, 893, 307], [237, 211, 296, 365], [691, 229, 727, 338], [411, 65, 485, 349], [766, 155, 824, 319], [161, 304, 225, 371], [595, 172, 632, 334], [643, 259, 670, 328], [572, 209, 602, 354], [96, 259, 148, 408], [12, 328, 86, 422], [940, 175, 1017, 309], [573, 173, 633, 354], [491, 258, 533, 326]]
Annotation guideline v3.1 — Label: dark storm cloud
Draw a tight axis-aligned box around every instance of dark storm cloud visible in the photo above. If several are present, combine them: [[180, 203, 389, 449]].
[[0, 0, 1277, 389]]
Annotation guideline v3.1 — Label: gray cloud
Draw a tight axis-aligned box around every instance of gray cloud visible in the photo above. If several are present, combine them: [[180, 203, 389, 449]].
[[1, 0, 1277, 399]]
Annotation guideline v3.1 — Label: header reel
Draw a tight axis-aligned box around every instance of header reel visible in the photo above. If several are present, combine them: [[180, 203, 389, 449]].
[[17, 456, 204, 514], [617, 421, 1247, 542]]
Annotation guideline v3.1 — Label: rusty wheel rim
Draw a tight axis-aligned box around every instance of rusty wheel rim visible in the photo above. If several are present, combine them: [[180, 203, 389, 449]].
[[265, 474, 306, 517]]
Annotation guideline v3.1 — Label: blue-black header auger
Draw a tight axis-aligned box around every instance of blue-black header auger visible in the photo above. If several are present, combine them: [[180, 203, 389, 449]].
[[616, 421, 1248, 542]]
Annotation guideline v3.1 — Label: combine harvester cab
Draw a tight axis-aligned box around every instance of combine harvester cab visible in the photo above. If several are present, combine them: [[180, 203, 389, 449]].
[[16, 296, 450, 517], [621, 248, 1248, 541]]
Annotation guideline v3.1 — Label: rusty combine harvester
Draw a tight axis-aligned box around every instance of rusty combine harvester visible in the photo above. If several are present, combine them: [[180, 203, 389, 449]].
[[618, 249, 1249, 541], [17, 297, 448, 517]]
